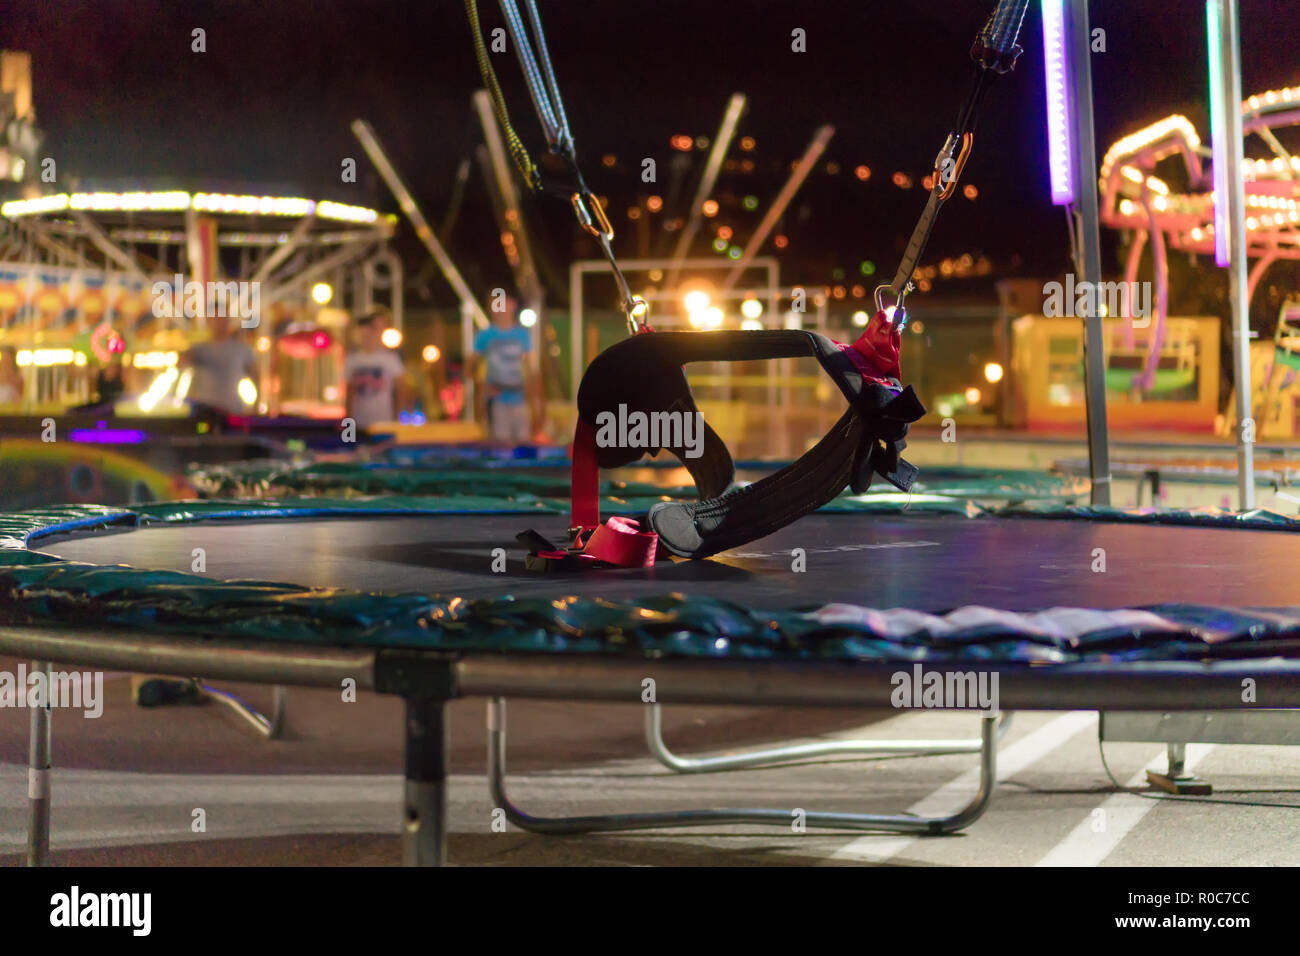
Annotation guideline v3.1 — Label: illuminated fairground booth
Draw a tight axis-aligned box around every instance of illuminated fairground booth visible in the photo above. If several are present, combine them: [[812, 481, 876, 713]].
[[0, 189, 400, 422]]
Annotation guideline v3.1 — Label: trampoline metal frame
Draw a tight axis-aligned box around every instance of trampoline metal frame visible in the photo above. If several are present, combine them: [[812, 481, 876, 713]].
[[490, 698, 999, 837], [643, 703, 1014, 772], [7, 624, 1300, 867], [198, 682, 288, 738]]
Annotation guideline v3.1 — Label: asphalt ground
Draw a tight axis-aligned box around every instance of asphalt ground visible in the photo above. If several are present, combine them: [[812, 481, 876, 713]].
[[2, 663, 1298, 866]]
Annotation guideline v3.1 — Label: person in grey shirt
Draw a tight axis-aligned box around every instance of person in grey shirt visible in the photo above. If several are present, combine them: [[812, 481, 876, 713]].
[[344, 310, 411, 429], [181, 314, 257, 414]]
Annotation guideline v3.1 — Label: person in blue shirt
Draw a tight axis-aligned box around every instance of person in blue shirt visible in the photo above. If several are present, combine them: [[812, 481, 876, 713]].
[[470, 293, 541, 443]]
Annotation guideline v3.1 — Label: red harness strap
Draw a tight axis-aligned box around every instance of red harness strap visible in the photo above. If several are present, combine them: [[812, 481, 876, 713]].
[[570, 416, 601, 530], [837, 309, 903, 385], [581, 515, 658, 567], [566, 405, 660, 568]]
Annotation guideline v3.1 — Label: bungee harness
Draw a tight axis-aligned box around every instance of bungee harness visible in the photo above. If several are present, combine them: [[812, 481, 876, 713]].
[[466, 1, 1030, 568]]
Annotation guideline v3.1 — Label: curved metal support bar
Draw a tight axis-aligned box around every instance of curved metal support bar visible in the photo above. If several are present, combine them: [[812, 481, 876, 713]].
[[1134, 191, 1170, 394], [1121, 229, 1149, 350], [1247, 251, 1278, 307], [199, 682, 288, 739], [1247, 252, 1281, 428], [487, 698, 998, 836], [644, 704, 1012, 773]]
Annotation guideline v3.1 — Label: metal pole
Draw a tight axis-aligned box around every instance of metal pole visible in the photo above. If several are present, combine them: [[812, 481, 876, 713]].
[[27, 660, 51, 867], [471, 91, 545, 315], [1068, 0, 1112, 506], [351, 119, 489, 330], [665, 94, 746, 289], [461, 300, 476, 419], [402, 696, 447, 867], [720, 125, 835, 292], [1215, 0, 1255, 509]]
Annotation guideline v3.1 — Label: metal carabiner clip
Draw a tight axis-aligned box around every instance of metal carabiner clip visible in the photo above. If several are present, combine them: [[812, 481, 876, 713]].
[[570, 190, 614, 241], [624, 296, 650, 335], [935, 131, 974, 202], [874, 283, 910, 328]]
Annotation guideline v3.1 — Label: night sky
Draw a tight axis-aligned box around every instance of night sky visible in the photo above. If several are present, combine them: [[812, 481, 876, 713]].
[[7, 0, 1300, 308]]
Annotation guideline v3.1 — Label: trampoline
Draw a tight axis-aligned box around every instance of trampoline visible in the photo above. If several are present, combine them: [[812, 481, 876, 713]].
[[5, 496, 1300, 866]]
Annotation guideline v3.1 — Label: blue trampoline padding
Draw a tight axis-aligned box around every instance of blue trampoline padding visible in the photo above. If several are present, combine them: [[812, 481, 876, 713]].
[[3, 501, 1300, 664]]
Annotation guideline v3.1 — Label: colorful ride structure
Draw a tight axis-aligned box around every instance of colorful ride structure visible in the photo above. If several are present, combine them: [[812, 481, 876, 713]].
[[1098, 84, 1300, 437], [0, 188, 401, 419]]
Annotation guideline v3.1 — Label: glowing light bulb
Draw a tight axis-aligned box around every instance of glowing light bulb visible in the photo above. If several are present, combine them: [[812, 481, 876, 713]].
[[684, 290, 710, 314]]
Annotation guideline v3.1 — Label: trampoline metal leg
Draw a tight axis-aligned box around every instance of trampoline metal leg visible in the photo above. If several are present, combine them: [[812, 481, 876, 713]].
[[27, 660, 52, 867], [403, 696, 448, 866], [488, 697, 998, 837], [199, 682, 288, 739], [1147, 741, 1212, 796], [644, 703, 1013, 772]]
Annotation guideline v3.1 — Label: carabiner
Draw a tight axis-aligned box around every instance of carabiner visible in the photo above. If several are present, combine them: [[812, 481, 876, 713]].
[[571, 190, 614, 241], [874, 283, 910, 328], [574, 190, 646, 335], [624, 296, 650, 335], [935, 131, 974, 202]]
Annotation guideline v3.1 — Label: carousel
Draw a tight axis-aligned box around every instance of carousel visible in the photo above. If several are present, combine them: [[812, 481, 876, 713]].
[[0, 188, 401, 428]]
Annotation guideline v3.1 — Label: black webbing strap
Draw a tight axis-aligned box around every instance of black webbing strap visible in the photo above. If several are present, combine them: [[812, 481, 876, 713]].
[[575, 329, 926, 560], [577, 333, 736, 501], [650, 381, 924, 559]]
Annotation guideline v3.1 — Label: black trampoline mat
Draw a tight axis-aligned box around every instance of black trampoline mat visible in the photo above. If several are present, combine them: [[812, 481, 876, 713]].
[[35, 513, 1300, 612]]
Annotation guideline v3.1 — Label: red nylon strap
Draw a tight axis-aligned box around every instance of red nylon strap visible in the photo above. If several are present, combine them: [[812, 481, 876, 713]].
[[571, 416, 600, 529], [582, 515, 658, 568], [836, 309, 903, 385]]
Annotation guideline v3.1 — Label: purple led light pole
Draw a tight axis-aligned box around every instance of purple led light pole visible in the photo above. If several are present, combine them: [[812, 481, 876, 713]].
[[1041, 0, 1075, 205]]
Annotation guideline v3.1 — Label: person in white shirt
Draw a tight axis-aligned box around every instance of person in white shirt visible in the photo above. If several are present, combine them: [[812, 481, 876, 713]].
[[181, 315, 257, 415], [343, 310, 410, 429]]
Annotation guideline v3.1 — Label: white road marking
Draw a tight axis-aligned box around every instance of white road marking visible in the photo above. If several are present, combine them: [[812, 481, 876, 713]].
[[1034, 743, 1216, 867], [827, 710, 1099, 863]]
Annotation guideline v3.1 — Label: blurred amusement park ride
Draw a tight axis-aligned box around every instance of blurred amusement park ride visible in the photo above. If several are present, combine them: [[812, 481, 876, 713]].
[[1094, 84, 1300, 439]]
